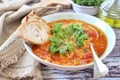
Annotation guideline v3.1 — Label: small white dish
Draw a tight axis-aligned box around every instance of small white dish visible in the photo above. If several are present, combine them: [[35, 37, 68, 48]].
[[71, 0, 98, 15], [23, 12, 116, 71]]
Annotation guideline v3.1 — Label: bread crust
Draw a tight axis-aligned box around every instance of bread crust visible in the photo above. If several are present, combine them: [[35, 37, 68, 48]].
[[18, 11, 50, 45]]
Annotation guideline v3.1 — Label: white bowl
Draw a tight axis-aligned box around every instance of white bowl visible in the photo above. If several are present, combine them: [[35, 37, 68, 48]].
[[71, 0, 98, 15], [23, 12, 116, 71]]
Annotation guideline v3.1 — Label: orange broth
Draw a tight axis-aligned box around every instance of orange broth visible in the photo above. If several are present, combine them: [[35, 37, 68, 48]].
[[32, 19, 107, 66]]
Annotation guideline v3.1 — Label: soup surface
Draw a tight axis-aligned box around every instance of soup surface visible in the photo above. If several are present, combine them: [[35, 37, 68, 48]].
[[32, 19, 107, 66]]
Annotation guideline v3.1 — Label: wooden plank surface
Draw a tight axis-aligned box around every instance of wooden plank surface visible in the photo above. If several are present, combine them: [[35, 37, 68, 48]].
[[41, 28, 120, 80]]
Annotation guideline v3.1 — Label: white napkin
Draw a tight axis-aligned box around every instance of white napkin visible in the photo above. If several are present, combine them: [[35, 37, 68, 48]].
[[0, 3, 42, 78], [0, 19, 42, 80]]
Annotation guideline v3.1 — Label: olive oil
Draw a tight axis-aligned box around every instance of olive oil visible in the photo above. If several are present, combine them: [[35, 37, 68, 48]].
[[99, 13, 120, 28], [99, 0, 120, 28]]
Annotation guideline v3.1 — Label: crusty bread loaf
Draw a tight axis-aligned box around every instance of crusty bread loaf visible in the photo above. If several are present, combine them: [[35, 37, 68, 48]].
[[18, 11, 50, 45]]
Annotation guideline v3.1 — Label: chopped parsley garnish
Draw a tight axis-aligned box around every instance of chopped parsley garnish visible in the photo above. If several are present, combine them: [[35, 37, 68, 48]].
[[49, 23, 88, 55]]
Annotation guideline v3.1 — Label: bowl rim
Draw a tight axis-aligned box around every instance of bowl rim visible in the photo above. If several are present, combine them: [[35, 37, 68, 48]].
[[23, 12, 116, 70]]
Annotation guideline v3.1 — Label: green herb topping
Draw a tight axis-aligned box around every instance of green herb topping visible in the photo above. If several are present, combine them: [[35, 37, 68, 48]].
[[74, 0, 104, 6], [49, 23, 88, 55]]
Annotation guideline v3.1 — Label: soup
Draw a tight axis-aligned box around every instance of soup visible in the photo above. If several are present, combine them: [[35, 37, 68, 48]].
[[32, 19, 107, 66]]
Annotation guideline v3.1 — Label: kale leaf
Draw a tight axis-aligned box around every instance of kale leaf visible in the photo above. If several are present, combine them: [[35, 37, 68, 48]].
[[49, 22, 88, 55]]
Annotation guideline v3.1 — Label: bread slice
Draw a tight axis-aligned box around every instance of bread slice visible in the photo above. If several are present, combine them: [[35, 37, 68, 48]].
[[18, 11, 50, 45]]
